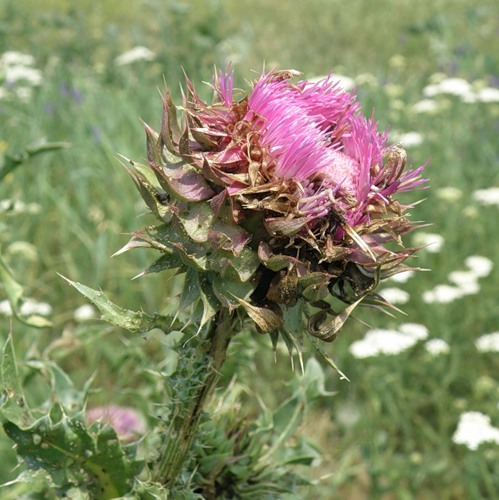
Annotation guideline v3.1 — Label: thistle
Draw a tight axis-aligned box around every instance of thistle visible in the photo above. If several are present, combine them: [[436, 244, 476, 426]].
[[122, 66, 427, 350]]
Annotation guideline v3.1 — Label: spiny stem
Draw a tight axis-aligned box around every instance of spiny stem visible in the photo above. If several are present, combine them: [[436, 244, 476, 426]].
[[154, 309, 233, 488]]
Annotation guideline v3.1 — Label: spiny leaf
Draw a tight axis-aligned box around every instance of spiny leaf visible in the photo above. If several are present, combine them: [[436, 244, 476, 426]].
[[3, 407, 142, 498], [0, 334, 33, 428], [59, 275, 179, 334]]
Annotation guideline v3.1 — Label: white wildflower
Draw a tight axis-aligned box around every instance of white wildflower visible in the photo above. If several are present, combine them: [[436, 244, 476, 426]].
[[114, 46, 156, 66], [0, 51, 35, 67], [388, 55, 406, 70], [392, 131, 424, 148], [424, 338, 450, 356], [354, 73, 379, 87], [423, 78, 472, 97], [475, 87, 499, 103], [74, 304, 98, 322], [448, 270, 478, 288], [380, 287, 410, 305], [349, 328, 418, 358], [15, 87, 33, 101], [436, 186, 463, 202], [456, 280, 480, 296], [472, 187, 499, 207], [422, 284, 464, 304], [398, 323, 429, 341], [20, 299, 52, 317], [350, 323, 429, 359], [4, 65, 43, 86], [464, 255, 493, 278], [460, 92, 478, 103], [385, 83, 403, 99], [452, 411, 499, 450], [389, 270, 415, 283], [475, 332, 499, 353], [412, 99, 439, 114], [412, 232, 444, 253], [0, 300, 13, 316], [307, 74, 355, 91]]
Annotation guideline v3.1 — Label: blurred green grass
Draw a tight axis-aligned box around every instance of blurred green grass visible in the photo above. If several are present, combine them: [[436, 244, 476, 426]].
[[1, 0, 498, 497]]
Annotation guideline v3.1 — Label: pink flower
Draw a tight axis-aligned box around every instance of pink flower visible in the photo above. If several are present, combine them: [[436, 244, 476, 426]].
[[87, 405, 146, 442], [185, 69, 427, 247], [130, 66, 428, 338]]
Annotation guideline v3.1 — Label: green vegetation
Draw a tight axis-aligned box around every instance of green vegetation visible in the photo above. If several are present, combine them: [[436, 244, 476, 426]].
[[1, 0, 498, 497]]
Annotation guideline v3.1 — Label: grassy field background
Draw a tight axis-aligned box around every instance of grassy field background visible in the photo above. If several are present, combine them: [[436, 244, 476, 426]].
[[1, 0, 498, 497]]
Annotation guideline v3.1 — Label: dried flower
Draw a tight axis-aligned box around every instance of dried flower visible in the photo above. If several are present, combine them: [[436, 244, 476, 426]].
[[121, 67, 427, 348]]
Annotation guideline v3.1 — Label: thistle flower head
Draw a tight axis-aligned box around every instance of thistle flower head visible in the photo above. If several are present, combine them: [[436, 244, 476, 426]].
[[86, 405, 146, 442], [122, 67, 427, 351]]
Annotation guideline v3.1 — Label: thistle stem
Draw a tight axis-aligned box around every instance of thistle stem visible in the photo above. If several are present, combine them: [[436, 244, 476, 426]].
[[154, 309, 233, 488]]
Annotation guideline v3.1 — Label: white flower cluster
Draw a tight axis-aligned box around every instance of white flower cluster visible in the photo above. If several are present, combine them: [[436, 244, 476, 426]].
[[453, 411, 499, 450], [349, 323, 429, 358], [390, 131, 424, 148], [307, 74, 356, 91], [423, 255, 493, 304], [0, 298, 52, 317], [412, 76, 499, 114], [475, 332, 499, 353], [114, 46, 156, 66], [423, 77, 499, 103], [412, 232, 444, 253], [0, 51, 43, 101], [350, 322, 450, 359], [472, 187, 499, 207], [74, 304, 97, 322]]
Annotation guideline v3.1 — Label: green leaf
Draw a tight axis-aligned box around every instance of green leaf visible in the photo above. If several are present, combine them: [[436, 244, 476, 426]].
[[119, 158, 171, 221], [0, 334, 33, 428], [59, 275, 179, 334], [3, 407, 142, 498], [133, 252, 182, 279], [208, 246, 259, 282], [290, 358, 336, 400], [0, 140, 70, 182], [196, 276, 220, 330], [0, 250, 52, 328], [212, 275, 254, 310], [1, 469, 57, 498], [177, 202, 215, 243], [179, 268, 202, 311], [25, 360, 86, 411]]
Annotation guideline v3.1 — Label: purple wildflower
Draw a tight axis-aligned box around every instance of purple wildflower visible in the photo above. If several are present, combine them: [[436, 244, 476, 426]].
[[126, 66, 427, 341], [87, 405, 146, 442]]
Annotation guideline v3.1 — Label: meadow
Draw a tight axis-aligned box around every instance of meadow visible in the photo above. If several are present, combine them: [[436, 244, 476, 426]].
[[1, 0, 498, 498]]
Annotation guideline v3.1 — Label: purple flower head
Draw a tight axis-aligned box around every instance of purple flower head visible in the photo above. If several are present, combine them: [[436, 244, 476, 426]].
[[129, 66, 428, 341], [185, 69, 426, 240], [86, 405, 146, 442]]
